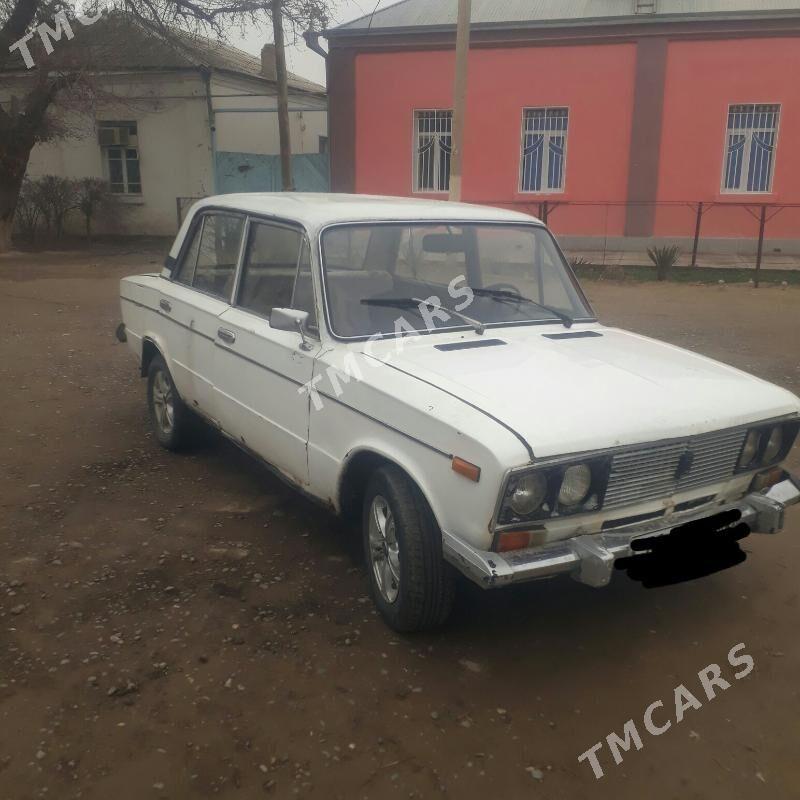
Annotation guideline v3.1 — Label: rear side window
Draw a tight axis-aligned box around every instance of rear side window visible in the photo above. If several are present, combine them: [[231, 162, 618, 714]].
[[177, 213, 244, 301]]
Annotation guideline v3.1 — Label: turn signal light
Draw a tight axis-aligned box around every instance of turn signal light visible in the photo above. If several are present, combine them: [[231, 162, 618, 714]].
[[496, 531, 533, 553], [452, 457, 481, 482], [750, 467, 786, 493]]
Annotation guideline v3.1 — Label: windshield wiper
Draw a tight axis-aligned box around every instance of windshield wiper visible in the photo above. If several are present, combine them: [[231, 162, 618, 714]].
[[469, 287, 574, 329], [361, 297, 485, 336]]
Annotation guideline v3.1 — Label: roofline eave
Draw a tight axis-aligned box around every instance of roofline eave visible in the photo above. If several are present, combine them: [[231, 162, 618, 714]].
[[204, 65, 326, 97], [0, 64, 326, 98], [324, 9, 800, 39]]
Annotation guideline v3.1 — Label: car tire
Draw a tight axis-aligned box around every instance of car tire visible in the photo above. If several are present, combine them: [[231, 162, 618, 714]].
[[362, 465, 456, 632], [147, 354, 191, 451]]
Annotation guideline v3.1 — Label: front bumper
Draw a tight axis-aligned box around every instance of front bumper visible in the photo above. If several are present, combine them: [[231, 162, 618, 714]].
[[443, 476, 800, 589]]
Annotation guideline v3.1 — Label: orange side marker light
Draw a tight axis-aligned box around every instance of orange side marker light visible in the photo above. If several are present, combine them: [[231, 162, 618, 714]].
[[452, 457, 481, 483]]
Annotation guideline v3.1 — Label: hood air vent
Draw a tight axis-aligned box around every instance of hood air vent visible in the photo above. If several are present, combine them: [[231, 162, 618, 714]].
[[435, 339, 507, 352], [543, 331, 603, 341]]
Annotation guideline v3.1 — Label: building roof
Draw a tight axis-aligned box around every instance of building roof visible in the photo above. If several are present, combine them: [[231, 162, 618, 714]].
[[2, 12, 325, 95], [329, 0, 800, 35], [179, 193, 538, 237], [169, 28, 325, 95]]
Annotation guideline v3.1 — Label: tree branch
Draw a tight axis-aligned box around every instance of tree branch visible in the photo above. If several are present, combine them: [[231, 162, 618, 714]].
[[0, 0, 39, 67]]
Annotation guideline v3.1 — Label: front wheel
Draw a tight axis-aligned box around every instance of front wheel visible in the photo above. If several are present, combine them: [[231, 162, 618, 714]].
[[147, 355, 192, 451], [363, 466, 455, 632]]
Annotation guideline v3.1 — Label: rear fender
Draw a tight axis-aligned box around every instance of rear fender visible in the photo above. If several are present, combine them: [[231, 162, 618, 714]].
[[141, 333, 171, 378]]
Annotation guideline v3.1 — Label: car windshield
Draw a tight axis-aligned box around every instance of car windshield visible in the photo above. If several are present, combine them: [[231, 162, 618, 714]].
[[320, 223, 594, 339]]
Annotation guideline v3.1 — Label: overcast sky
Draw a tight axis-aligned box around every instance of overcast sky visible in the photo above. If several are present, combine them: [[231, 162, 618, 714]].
[[234, 0, 378, 86]]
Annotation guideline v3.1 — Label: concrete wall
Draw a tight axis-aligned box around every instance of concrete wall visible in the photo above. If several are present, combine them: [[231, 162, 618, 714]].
[[352, 44, 637, 239], [212, 74, 328, 157], [334, 26, 800, 247], [18, 72, 213, 236], [11, 69, 328, 237], [654, 36, 800, 240]]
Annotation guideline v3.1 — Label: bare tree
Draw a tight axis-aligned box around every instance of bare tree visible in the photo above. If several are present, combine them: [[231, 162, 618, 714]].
[[0, 0, 330, 250]]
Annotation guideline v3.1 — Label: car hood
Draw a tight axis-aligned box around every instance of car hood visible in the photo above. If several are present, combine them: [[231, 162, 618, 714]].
[[361, 326, 800, 460]]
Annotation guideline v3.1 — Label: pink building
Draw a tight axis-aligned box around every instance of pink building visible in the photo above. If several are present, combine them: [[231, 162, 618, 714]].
[[325, 1, 800, 253]]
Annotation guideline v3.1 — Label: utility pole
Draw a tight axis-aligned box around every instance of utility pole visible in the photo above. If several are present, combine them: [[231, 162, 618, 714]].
[[271, 0, 294, 191], [448, 0, 471, 202], [754, 204, 768, 289]]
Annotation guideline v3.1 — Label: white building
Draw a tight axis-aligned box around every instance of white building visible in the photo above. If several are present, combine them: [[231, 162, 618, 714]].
[[3, 15, 327, 236]]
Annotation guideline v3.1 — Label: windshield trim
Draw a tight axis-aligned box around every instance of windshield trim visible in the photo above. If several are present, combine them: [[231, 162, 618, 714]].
[[316, 219, 597, 343]]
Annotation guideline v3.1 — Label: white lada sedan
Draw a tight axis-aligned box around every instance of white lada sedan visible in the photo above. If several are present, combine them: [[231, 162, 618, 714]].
[[119, 194, 800, 632]]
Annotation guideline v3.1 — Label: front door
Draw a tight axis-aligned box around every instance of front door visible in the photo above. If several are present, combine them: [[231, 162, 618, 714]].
[[212, 219, 319, 486]]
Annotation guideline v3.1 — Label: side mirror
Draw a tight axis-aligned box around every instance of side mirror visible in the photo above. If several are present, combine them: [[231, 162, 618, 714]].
[[270, 308, 314, 351]]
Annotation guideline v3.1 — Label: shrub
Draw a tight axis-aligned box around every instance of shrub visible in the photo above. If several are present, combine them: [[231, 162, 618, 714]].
[[13, 179, 42, 242], [647, 244, 681, 281], [31, 175, 77, 239], [75, 178, 117, 238]]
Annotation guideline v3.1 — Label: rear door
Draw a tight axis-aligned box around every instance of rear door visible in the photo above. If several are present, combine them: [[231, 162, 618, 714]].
[[212, 218, 320, 485], [159, 211, 245, 420]]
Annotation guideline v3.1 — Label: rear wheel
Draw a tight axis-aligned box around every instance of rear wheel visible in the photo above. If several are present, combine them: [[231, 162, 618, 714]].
[[147, 355, 191, 451], [363, 466, 455, 632]]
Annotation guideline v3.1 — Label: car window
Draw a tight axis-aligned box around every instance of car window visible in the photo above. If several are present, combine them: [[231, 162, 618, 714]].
[[192, 214, 245, 301], [237, 222, 315, 325], [174, 221, 202, 286], [477, 226, 576, 311], [292, 239, 318, 330], [395, 225, 467, 281], [321, 223, 593, 338], [322, 227, 371, 271]]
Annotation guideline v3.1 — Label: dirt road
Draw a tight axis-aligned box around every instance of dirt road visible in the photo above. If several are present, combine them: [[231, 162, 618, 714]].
[[1, 246, 799, 800]]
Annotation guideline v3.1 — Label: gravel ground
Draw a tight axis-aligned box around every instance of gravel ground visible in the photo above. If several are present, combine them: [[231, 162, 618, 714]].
[[1, 245, 799, 800]]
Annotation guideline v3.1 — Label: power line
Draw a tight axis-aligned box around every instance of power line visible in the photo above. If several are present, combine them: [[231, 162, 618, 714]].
[[368, 0, 383, 30]]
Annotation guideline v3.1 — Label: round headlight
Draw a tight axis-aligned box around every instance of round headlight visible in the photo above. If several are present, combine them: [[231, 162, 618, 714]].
[[763, 426, 783, 463], [739, 430, 761, 468], [509, 473, 548, 516], [558, 464, 592, 507]]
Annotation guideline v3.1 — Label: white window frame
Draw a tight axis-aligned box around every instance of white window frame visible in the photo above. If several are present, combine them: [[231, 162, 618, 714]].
[[720, 103, 781, 195], [412, 109, 453, 194], [518, 107, 570, 195], [99, 121, 142, 196]]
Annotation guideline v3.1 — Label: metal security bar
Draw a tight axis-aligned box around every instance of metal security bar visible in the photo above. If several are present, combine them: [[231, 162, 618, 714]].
[[723, 104, 780, 194], [520, 108, 569, 194], [414, 110, 453, 193]]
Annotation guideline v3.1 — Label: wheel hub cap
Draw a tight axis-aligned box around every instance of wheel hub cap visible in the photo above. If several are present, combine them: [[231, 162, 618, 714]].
[[152, 370, 175, 434], [368, 495, 400, 604]]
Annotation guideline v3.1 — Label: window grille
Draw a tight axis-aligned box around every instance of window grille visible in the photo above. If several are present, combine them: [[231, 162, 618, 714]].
[[520, 108, 569, 193], [414, 110, 453, 193], [723, 104, 780, 194]]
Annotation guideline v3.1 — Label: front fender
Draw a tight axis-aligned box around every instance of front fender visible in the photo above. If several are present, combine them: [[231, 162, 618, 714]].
[[334, 437, 499, 552]]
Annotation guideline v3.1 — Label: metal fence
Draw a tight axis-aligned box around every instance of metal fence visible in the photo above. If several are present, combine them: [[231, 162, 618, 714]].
[[479, 199, 800, 286]]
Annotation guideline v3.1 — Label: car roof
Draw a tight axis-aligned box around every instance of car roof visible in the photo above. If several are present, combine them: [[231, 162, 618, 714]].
[[191, 193, 542, 230]]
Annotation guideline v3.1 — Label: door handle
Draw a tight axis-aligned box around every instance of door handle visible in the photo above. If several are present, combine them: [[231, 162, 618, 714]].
[[159, 299, 172, 313], [218, 328, 236, 345]]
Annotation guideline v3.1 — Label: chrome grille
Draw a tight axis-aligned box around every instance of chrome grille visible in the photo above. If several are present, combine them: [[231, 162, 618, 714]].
[[603, 428, 746, 511]]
